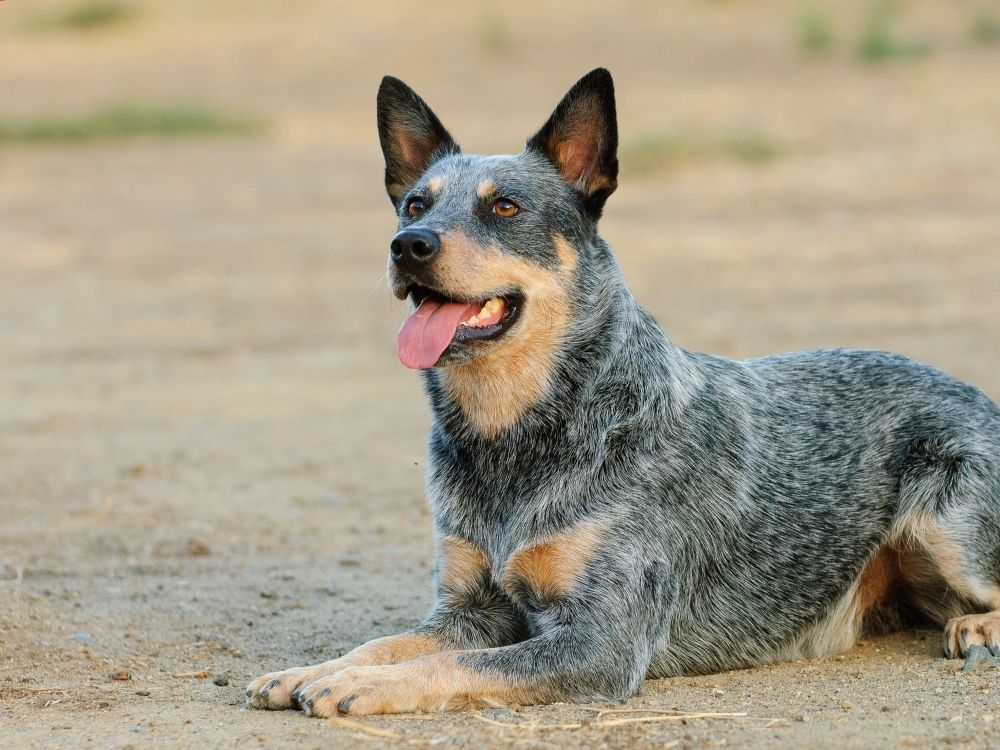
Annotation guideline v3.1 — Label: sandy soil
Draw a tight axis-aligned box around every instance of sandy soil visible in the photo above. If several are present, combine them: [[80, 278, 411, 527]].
[[2, 1, 1000, 747]]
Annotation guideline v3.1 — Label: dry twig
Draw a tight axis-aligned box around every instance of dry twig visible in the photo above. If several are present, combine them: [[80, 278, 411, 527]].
[[327, 716, 403, 738], [473, 709, 751, 731]]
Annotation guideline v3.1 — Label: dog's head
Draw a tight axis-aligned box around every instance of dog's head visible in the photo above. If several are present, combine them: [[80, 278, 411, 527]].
[[378, 69, 619, 372]]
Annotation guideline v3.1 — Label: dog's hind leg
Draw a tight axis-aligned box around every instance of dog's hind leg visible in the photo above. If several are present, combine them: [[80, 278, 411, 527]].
[[894, 428, 1000, 658]]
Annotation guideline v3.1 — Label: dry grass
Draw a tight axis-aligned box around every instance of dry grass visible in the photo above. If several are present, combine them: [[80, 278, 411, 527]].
[[620, 130, 781, 177], [858, 0, 931, 61], [26, 1, 137, 32], [0, 104, 264, 145]]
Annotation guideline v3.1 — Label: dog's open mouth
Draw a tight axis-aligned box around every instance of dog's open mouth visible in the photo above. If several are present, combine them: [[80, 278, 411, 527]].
[[397, 285, 522, 369]]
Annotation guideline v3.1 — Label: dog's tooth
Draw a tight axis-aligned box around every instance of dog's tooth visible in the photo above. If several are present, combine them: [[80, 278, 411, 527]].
[[466, 314, 480, 325], [484, 298, 502, 314]]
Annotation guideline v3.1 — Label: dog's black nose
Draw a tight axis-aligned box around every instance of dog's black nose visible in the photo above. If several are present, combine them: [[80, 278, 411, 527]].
[[390, 228, 440, 270]]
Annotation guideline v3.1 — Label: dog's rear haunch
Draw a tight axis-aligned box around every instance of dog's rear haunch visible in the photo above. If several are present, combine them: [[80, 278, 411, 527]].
[[247, 69, 1000, 717]]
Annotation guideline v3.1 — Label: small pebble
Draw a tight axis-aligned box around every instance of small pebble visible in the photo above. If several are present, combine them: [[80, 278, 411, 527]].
[[135, 690, 151, 697], [186, 538, 210, 557], [111, 671, 131, 681], [962, 645, 992, 672], [69, 633, 95, 644], [212, 674, 229, 687], [481, 708, 523, 721]]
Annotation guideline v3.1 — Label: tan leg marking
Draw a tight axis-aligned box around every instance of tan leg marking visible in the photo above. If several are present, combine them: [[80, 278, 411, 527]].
[[245, 633, 443, 711], [439, 536, 491, 600], [297, 651, 549, 717], [904, 512, 1000, 604], [856, 547, 900, 615], [436, 232, 578, 437], [502, 521, 604, 601], [943, 611, 1000, 659], [775, 546, 903, 661]]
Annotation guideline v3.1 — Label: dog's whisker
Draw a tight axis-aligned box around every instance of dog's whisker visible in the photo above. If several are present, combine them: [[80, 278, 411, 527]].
[[364, 270, 388, 300]]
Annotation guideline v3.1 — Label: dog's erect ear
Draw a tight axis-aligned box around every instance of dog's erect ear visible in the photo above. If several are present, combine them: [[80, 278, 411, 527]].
[[526, 68, 619, 217], [377, 76, 460, 205]]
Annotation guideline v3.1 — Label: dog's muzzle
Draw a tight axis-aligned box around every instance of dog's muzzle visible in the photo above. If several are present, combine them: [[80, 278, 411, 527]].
[[390, 228, 440, 275]]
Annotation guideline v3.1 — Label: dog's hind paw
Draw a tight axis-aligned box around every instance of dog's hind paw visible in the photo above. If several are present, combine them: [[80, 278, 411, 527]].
[[943, 611, 1000, 660]]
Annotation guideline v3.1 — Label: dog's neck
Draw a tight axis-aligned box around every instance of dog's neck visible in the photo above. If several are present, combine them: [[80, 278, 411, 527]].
[[422, 267, 693, 444]]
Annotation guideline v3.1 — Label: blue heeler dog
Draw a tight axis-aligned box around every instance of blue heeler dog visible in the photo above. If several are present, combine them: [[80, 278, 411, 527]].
[[247, 69, 1000, 717]]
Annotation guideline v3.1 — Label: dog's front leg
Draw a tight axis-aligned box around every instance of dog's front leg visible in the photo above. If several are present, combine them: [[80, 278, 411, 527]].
[[294, 612, 654, 717], [291, 534, 670, 716], [245, 631, 446, 710], [246, 536, 526, 710]]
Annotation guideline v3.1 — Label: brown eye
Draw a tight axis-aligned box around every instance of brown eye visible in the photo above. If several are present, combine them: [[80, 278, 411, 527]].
[[493, 198, 520, 218], [407, 198, 425, 217]]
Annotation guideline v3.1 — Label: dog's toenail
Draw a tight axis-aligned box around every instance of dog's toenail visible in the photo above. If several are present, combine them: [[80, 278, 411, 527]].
[[291, 690, 302, 704], [258, 690, 269, 700], [266, 679, 280, 690], [338, 694, 357, 714], [318, 688, 332, 698]]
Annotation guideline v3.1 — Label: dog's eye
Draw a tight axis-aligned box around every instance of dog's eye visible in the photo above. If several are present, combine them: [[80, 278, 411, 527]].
[[407, 198, 426, 217], [493, 198, 520, 218]]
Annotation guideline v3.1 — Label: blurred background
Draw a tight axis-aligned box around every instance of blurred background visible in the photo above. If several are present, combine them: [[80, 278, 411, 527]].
[[2, 1, 999, 746]]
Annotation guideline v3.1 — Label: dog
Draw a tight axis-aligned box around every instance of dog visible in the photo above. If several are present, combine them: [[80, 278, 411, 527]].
[[246, 68, 1000, 718]]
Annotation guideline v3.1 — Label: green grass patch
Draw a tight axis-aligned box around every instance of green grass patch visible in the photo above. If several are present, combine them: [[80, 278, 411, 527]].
[[621, 130, 781, 177], [797, 5, 835, 56], [28, 1, 137, 32], [969, 9, 1000, 46], [0, 105, 265, 145], [858, 0, 931, 61]]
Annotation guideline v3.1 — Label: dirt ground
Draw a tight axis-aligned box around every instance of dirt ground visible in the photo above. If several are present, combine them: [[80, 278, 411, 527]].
[[2, 1, 1000, 747]]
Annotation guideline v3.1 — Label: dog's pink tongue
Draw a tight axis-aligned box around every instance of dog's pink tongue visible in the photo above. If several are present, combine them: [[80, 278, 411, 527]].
[[397, 297, 478, 369]]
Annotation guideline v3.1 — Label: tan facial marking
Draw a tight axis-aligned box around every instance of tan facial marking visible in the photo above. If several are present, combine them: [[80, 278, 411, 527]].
[[439, 536, 491, 601], [502, 521, 605, 601], [436, 231, 579, 436], [427, 176, 445, 195], [476, 179, 497, 199], [553, 232, 578, 273]]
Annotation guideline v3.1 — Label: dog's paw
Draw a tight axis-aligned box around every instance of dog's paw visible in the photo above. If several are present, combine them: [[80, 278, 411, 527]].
[[943, 612, 1000, 659], [245, 666, 327, 711], [297, 664, 439, 718]]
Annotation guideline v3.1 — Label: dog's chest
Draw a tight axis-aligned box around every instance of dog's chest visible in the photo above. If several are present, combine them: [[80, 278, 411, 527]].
[[429, 429, 607, 609], [438, 530, 598, 617]]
